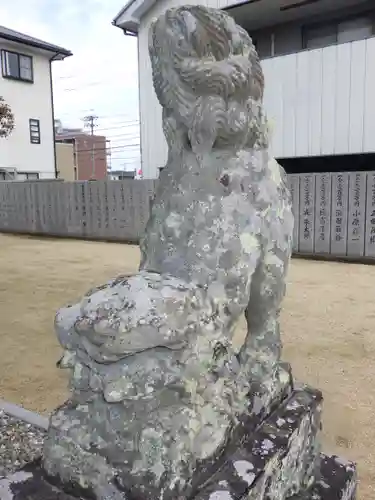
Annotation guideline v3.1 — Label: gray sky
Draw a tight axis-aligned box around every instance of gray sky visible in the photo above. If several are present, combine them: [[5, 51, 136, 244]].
[[1, 0, 140, 172]]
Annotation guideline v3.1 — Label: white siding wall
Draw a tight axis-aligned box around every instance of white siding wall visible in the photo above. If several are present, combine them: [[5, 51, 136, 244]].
[[263, 37, 375, 159], [138, 0, 375, 178], [0, 41, 55, 179]]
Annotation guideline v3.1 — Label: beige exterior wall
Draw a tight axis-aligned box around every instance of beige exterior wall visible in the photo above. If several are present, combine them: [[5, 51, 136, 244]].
[[56, 142, 75, 181]]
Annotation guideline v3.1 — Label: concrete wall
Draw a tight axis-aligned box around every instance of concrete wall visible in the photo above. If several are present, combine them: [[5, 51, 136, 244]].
[[56, 143, 75, 181], [0, 40, 56, 179], [0, 179, 156, 243], [1, 174, 375, 259]]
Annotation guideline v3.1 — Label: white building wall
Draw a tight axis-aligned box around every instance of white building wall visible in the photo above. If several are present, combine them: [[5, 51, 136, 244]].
[[0, 41, 55, 179], [262, 37, 375, 159], [137, 0, 375, 179]]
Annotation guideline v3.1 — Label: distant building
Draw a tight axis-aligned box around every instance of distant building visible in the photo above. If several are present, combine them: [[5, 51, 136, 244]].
[[55, 128, 108, 181], [56, 142, 75, 181], [0, 25, 71, 180], [108, 169, 135, 180]]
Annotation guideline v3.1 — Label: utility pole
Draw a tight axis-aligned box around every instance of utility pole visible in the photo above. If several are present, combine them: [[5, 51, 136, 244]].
[[83, 114, 97, 135], [106, 139, 112, 173], [83, 114, 98, 180]]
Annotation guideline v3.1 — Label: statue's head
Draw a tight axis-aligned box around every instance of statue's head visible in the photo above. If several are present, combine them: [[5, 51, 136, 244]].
[[149, 5, 268, 155]]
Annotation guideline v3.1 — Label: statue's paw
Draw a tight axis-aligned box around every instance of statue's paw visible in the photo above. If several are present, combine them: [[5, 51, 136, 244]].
[[56, 349, 76, 369], [54, 271, 199, 366], [55, 302, 82, 351]]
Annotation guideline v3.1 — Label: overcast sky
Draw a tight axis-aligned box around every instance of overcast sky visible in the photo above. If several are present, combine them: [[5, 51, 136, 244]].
[[0, 0, 140, 172]]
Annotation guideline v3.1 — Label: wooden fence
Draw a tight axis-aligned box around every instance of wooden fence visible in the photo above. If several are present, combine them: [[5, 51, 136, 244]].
[[0, 173, 375, 259]]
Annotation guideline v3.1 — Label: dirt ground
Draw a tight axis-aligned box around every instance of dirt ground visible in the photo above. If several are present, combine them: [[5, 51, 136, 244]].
[[0, 234, 374, 499]]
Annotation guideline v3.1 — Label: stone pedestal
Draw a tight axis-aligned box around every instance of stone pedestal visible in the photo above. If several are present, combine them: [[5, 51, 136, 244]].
[[1, 384, 356, 500]]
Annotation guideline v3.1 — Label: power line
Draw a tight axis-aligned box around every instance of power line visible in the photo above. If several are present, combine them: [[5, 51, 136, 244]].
[[57, 122, 140, 134], [106, 158, 141, 161], [56, 111, 138, 120], [85, 158, 141, 163], [94, 122, 139, 132], [104, 131, 140, 139], [55, 68, 136, 81], [110, 136, 140, 142], [55, 114, 139, 127], [55, 77, 139, 93], [73, 144, 140, 154], [54, 55, 137, 81]]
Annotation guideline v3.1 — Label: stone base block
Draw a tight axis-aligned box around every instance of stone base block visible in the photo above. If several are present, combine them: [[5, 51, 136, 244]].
[[292, 454, 357, 500], [1, 453, 356, 500], [195, 385, 323, 499], [0, 386, 357, 500]]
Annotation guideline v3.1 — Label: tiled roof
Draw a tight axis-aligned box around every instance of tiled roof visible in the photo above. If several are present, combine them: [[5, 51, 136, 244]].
[[0, 25, 72, 58]]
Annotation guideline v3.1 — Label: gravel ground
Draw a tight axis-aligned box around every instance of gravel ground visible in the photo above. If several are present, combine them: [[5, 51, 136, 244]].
[[0, 410, 45, 477]]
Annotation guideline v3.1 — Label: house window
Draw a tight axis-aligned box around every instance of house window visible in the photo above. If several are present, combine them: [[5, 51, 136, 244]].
[[17, 172, 39, 180], [0, 170, 15, 180], [1, 50, 33, 82], [26, 172, 39, 180], [247, 31, 273, 58], [29, 119, 40, 144], [304, 23, 337, 49], [337, 17, 373, 44], [304, 14, 373, 50]]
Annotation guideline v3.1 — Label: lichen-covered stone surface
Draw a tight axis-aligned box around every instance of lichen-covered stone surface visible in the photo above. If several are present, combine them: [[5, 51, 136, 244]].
[[0, 387, 356, 500], [195, 386, 322, 499], [41, 4, 314, 499]]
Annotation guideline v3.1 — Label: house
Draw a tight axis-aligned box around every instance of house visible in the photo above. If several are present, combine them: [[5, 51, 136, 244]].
[[0, 26, 72, 181], [113, 0, 375, 179], [55, 127, 108, 181], [108, 169, 136, 180], [56, 142, 75, 181]]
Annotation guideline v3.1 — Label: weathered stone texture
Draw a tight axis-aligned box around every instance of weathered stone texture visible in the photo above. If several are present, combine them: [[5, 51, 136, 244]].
[[194, 387, 322, 500], [32, 4, 357, 500], [0, 387, 356, 500], [42, 5, 294, 499]]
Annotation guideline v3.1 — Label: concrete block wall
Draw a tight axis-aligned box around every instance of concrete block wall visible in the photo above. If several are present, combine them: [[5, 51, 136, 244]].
[[0, 179, 157, 243], [1, 175, 375, 261]]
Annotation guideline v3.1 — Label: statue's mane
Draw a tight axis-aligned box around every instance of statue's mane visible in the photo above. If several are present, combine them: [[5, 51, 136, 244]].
[[149, 5, 269, 157]]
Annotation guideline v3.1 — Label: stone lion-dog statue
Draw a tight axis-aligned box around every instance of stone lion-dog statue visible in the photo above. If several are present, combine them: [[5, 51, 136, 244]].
[[43, 5, 293, 499]]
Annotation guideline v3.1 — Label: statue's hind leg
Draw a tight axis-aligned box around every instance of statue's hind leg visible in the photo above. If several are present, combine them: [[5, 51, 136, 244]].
[[238, 247, 290, 384]]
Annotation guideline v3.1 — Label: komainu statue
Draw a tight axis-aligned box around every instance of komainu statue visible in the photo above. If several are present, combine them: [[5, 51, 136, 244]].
[[42, 5, 356, 500]]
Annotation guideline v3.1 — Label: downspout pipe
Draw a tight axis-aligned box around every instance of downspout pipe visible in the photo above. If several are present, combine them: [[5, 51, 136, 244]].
[[49, 52, 60, 179]]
